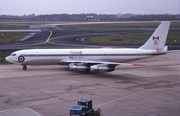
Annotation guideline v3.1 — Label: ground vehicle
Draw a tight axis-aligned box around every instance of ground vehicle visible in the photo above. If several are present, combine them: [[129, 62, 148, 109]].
[[69, 99, 101, 116]]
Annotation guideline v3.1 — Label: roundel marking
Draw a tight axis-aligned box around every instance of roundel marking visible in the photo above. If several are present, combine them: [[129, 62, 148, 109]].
[[18, 56, 25, 62]]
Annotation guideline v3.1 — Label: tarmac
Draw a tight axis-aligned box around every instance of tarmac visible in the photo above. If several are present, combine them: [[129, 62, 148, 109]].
[[0, 51, 179, 116]]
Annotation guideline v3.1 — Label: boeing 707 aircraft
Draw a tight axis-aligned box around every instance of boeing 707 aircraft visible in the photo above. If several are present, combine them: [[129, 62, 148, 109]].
[[6, 22, 170, 72]]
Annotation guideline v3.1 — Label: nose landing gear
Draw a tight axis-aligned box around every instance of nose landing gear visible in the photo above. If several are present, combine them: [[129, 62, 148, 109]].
[[23, 65, 27, 70]]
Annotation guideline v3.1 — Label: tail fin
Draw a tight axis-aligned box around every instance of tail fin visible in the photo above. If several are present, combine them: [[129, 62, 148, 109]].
[[139, 22, 170, 51]]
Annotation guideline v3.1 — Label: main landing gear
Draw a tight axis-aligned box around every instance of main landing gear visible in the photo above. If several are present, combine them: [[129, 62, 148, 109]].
[[23, 65, 27, 70]]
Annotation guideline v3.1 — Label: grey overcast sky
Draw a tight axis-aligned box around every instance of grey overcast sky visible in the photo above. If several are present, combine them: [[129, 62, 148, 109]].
[[0, 0, 179, 15]]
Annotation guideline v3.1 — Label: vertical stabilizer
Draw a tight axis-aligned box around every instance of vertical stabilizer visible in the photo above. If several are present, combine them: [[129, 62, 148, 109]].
[[139, 22, 170, 50]]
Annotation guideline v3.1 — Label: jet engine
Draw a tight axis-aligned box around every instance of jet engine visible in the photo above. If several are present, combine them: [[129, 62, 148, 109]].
[[69, 63, 89, 71], [90, 65, 114, 72]]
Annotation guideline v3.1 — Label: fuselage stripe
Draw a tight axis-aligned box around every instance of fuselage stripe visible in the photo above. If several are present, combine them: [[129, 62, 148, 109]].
[[21, 54, 150, 57]]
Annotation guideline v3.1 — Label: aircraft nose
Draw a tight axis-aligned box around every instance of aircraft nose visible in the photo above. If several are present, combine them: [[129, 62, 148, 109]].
[[5, 56, 13, 63], [5, 56, 10, 62]]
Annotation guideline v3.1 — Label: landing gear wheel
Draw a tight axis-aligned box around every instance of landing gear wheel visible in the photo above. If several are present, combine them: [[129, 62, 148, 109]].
[[23, 66, 27, 70]]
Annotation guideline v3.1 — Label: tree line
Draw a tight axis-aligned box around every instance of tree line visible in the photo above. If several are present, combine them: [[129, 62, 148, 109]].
[[0, 14, 179, 21]]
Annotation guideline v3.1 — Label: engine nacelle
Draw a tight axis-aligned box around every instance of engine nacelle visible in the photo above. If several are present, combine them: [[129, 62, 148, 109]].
[[69, 63, 89, 71], [90, 65, 114, 72]]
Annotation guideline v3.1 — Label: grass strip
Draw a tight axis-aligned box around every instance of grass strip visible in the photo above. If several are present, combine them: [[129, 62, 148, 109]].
[[86, 31, 180, 44], [59, 22, 179, 30], [0, 32, 28, 43], [0, 25, 29, 30]]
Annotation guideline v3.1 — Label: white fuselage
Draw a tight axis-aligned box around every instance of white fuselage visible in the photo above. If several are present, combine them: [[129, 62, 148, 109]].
[[6, 48, 155, 65]]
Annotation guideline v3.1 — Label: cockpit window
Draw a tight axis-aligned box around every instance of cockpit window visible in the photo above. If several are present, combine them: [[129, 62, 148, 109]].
[[11, 54, 16, 56]]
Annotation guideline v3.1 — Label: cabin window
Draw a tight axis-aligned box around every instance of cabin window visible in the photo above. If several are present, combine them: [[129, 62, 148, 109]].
[[12, 54, 16, 56]]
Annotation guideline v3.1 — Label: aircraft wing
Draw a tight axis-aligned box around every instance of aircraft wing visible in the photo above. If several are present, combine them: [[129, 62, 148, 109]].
[[60, 60, 145, 67]]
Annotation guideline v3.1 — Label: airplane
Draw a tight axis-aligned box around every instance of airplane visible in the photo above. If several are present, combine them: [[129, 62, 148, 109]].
[[6, 22, 170, 72]]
